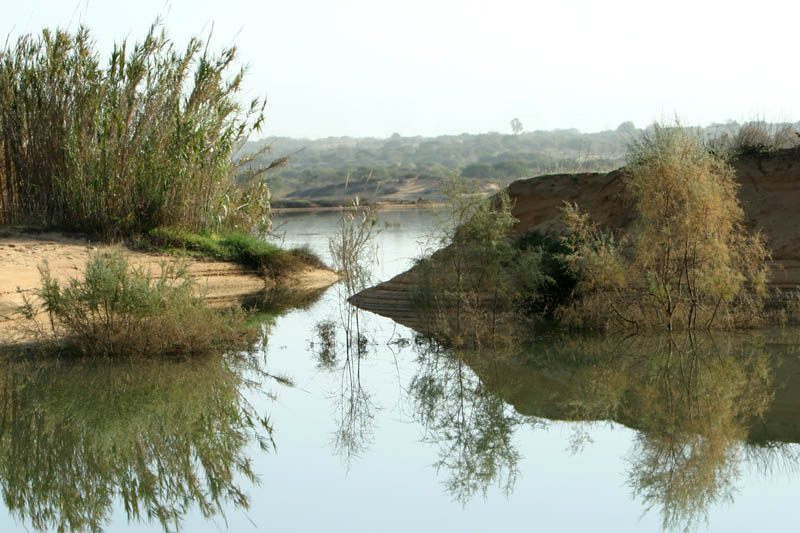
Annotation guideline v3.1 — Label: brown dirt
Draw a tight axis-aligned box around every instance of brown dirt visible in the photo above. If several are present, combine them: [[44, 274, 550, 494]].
[[0, 230, 338, 343]]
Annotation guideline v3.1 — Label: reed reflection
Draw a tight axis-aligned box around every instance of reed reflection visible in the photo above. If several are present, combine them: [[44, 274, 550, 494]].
[[0, 349, 279, 532]]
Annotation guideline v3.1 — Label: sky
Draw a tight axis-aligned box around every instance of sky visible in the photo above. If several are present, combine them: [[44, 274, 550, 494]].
[[3, 0, 800, 139]]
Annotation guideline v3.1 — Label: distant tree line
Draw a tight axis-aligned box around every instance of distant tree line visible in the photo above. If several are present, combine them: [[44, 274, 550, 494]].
[[240, 120, 800, 201]]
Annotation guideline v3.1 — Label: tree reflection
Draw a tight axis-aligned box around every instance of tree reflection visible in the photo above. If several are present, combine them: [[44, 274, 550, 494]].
[[407, 329, 798, 529], [0, 349, 279, 532], [620, 334, 773, 531], [408, 337, 538, 504], [312, 306, 378, 466], [527, 332, 782, 531]]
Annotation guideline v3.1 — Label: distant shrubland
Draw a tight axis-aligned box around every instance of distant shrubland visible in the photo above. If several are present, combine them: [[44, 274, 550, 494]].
[[243, 120, 800, 205]]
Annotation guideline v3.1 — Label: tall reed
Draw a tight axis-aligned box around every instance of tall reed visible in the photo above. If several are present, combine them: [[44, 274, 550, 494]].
[[0, 21, 270, 238]]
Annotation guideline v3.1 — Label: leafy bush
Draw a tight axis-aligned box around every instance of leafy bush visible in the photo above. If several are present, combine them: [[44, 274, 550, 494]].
[[411, 185, 552, 346], [561, 123, 770, 330], [32, 252, 256, 357], [0, 22, 269, 238]]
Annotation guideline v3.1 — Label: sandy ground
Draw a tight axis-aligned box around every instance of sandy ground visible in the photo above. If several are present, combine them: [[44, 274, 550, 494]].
[[0, 229, 338, 343]]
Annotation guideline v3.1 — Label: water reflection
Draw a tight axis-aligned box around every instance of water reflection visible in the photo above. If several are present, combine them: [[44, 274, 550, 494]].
[[316, 325, 800, 530], [480, 331, 798, 530], [408, 337, 538, 504], [0, 349, 278, 532], [312, 307, 378, 465]]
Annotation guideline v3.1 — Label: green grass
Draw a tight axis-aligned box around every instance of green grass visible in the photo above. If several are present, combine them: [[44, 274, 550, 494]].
[[141, 227, 327, 277]]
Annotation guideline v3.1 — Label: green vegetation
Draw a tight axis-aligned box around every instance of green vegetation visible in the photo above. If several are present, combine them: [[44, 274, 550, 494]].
[[0, 22, 270, 239], [561, 123, 770, 330], [244, 120, 799, 206], [25, 252, 257, 358], [411, 183, 555, 347], [251, 131, 625, 205], [143, 227, 325, 277]]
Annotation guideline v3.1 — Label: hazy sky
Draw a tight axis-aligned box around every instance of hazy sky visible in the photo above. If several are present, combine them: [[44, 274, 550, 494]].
[[3, 0, 800, 139]]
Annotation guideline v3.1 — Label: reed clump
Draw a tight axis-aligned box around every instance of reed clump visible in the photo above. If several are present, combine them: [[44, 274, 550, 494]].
[[0, 21, 270, 239]]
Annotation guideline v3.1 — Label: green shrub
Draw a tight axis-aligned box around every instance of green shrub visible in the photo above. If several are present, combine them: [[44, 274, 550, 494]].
[[33, 251, 256, 357], [411, 187, 553, 346], [0, 22, 270, 238]]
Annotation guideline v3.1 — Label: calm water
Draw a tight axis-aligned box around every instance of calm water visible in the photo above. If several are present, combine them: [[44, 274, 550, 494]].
[[1, 208, 799, 532]]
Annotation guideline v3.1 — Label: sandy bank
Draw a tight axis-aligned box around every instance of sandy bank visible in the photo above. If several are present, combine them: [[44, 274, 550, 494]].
[[0, 229, 337, 343]]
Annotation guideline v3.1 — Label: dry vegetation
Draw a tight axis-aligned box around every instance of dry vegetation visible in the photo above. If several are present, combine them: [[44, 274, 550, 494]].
[[404, 123, 777, 340], [561, 123, 770, 330]]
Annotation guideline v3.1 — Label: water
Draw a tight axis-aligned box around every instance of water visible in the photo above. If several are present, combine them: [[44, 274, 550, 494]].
[[1, 207, 799, 532]]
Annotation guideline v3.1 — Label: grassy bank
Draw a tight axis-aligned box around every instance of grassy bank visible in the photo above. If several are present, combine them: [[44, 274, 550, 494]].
[[139, 227, 326, 277]]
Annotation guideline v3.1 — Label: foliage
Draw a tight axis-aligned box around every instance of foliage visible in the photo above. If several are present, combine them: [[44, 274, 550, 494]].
[[30, 251, 257, 357], [411, 182, 552, 346], [0, 22, 270, 238], [251, 121, 800, 205], [561, 123, 770, 330], [143, 227, 326, 277], [707, 119, 800, 154], [328, 198, 378, 295]]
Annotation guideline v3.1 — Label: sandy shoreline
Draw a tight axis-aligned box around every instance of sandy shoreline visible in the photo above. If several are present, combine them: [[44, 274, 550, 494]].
[[0, 229, 338, 344]]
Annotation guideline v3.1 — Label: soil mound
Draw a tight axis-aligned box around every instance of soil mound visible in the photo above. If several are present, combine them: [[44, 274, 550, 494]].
[[351, 148, 800, 321]]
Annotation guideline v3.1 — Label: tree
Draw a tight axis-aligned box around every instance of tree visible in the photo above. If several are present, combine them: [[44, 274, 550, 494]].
[[411, 180, 551, 346], [510, 118, 523, 135], [562, 122, 770, 330]]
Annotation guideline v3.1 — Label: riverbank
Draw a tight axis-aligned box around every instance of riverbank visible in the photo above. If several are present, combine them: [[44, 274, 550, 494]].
[[351, 147, 800, 328], [0, 228, 338, 344]]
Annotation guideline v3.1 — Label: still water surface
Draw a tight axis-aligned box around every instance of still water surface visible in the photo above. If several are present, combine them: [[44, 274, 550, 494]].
[[1, 208, 799, 532]]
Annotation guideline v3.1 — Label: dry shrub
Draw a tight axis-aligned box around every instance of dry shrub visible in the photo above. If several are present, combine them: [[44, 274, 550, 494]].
[[731, 121, 800, 153], [27, 251, 256, 357], [561, 123, 770, 330]]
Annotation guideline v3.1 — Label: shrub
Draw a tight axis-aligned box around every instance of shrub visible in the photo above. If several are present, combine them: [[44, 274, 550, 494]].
[[730, 121, 800, 153], [411, 183, 552, 346], [561, 123, 770, 330], [0, 22, 270, 238], [32, 251, 256, 357]]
